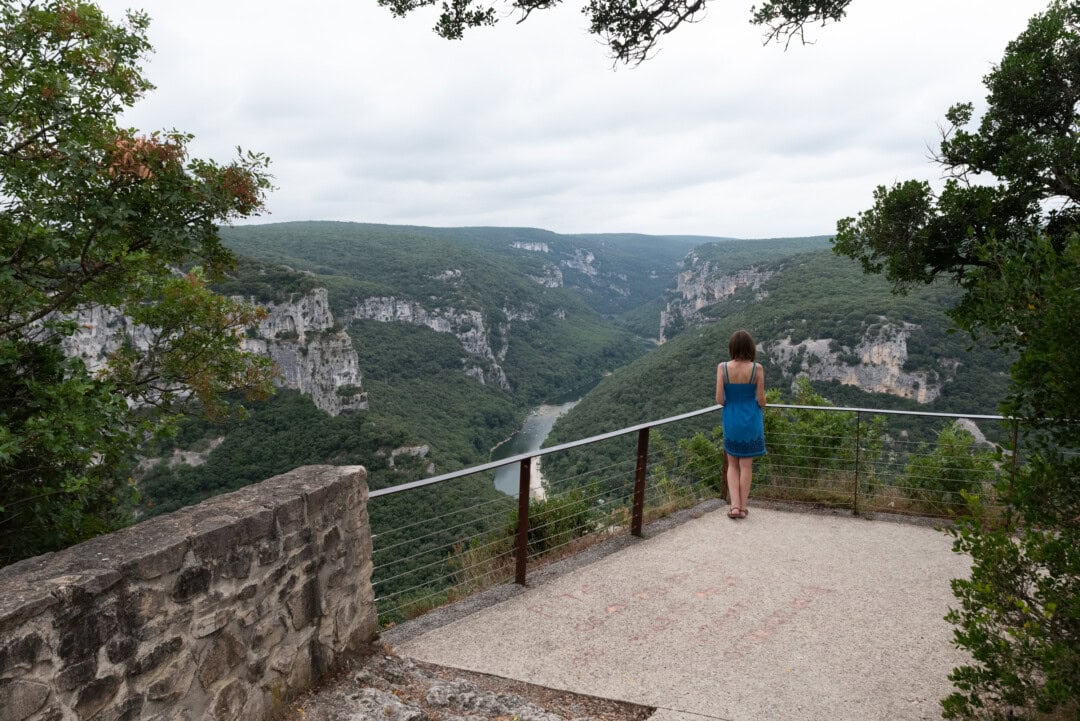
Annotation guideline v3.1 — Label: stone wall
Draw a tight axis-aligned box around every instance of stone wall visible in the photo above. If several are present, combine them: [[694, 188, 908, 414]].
[[0, 465, 376, 721]]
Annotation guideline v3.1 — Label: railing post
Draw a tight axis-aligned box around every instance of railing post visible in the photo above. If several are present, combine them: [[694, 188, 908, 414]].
[[853, 411, 862, 516], [1008, 418, 1020, 528], [516, 457, 531, 585], [631, 428, 649, 537]]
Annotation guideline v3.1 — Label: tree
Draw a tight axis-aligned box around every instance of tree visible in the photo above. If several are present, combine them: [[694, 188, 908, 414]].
[[378, 0, 852, 64], [834, 2, 1080, 716], [0, 2, 275, 564]]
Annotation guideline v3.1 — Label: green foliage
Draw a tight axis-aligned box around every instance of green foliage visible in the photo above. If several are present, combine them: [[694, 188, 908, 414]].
[[902, 423, 997, 516], [833, 3, 1080, 716], [380, 0, 850, 64], [677, 428, 726, 493], [510, 487, 597, 556], [760, 380, 885, 499], [543, 247, 1009, 490], [0, 1, 273, 564], [212, 256, 320, 304]]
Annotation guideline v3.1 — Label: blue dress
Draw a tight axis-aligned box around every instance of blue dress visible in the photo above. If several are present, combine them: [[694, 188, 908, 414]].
[[721, 362, 766, 458]]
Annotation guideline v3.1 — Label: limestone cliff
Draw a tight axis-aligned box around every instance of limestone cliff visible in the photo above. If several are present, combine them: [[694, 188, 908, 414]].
[[238, 288, 367, 415], [350, 297, 512, 390], [764, 322, 949, 403], [660, 252, 774, 342], [58, 288, 367, 416]]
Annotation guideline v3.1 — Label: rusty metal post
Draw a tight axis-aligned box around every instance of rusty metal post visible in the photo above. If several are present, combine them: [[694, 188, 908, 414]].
[[853, 411, 862, 516], [515, 457, 531, 585], [1008, 419, 1020, 528], [631, 428, 649, 537]]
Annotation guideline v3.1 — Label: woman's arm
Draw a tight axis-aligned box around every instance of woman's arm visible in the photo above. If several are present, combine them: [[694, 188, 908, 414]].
[[716, 364, 725, 406], [756, 364, 766, 409]]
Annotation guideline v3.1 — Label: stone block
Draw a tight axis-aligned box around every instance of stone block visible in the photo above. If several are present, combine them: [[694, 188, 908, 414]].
[[0, 587, 57, 638], [192, 610, 232, 639], [73, 675, 120, 721], [196, 631, 246, 691], [210, 680, 247, 721], [268, 642, 301, 676], [171, 567, 211, 603], [0, 679, 50, 721], [127, 637, 183, 678], [256, 541, 281, 567], [123, 587, 169, 628], [271, 497, 305, 531], [105, 636, 138, 664], [97, 693, 143, 721], [236, 584, 258, 602], [251, 616, 286, 654], [0, 633, 45, 674], [57, 613, 108, 666], [286, 579, 321, 631], [189, 517, 241, 562], [56, 657, 98, 692], [220, 548, 254, 580], [321, 527, 342, 556], [144, 654, 195, 704]]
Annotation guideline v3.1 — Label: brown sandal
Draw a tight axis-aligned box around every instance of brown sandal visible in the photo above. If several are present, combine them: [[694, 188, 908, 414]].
[[727, 506, 742, 519]]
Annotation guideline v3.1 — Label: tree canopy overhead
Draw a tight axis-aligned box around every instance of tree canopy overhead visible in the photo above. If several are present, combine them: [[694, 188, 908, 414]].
[[0, 1, 275, 563], [377, 0, 852, 63]]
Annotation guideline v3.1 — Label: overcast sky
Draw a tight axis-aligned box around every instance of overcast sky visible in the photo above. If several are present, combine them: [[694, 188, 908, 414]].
[[94, 0, 1046, 238]]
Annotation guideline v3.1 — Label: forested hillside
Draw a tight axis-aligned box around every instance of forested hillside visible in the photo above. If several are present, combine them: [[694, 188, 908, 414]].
[[138, 222, 708, 514], [542, 246, 1012, 485], [130, 226, 1014, 610]]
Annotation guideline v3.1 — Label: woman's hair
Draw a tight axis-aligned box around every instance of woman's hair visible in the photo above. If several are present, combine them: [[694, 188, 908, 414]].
[[729, 330, 756, 362]]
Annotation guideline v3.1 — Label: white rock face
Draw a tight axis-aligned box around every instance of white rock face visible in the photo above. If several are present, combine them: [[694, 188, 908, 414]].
[[58, 288, 367, 416], [561, 249, 599, 277], [528, 263, 564, 288], [660, 254, 775, 341], [512, 242, 550, 253], [386, 444, 430, 468], [765, 322, 946, 403], [351, 297, 511, 390], [58, 304, 155, 376], [237, 288, 367, 416]]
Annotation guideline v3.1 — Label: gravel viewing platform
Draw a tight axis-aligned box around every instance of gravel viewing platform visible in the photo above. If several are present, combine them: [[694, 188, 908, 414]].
[[295, 502, 970, 721]]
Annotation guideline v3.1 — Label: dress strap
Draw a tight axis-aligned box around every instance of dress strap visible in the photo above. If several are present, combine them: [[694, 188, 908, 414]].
[[721, 362, 729, 383], [749, 363, 757, 383]]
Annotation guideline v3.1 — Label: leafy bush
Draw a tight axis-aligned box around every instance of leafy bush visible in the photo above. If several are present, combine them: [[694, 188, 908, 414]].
[[902, 422, 998, 516]]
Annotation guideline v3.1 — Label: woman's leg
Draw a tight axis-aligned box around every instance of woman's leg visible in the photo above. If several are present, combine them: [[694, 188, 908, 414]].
[[738, 457, 754, 514], [726, 452, 741, 513]]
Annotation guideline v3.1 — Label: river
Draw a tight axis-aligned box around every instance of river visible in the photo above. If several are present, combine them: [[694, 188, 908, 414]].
[[491, 400, 579, 498]]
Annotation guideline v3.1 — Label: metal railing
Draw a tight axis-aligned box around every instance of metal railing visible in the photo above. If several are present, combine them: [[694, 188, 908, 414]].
[[369, 403, 1015, 625]]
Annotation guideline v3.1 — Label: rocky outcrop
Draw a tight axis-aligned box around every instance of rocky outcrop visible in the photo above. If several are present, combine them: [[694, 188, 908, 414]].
[[235, 288, 366, 416], [561, 249, 599, 277], [765, 322, 947, 403], [57, 304, 155, 376], [137, 437, 225, 473], [527, 264, 564, 288], [351, 297, 512, 390], [57, 288, 367, 416], [375, 444, 431, 469], [512, 242, 550, 253], [660, 253, 774, 341]]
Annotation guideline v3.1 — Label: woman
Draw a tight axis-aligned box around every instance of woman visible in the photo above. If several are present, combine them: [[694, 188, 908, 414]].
[[715, 330, 766, 519]]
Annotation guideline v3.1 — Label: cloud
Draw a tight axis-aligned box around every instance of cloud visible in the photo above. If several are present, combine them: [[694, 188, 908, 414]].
[[97, 0, 1046, 236]]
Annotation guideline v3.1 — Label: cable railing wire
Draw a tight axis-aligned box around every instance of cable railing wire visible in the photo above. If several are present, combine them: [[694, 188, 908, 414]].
[[370, 402, 1022, 624]]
